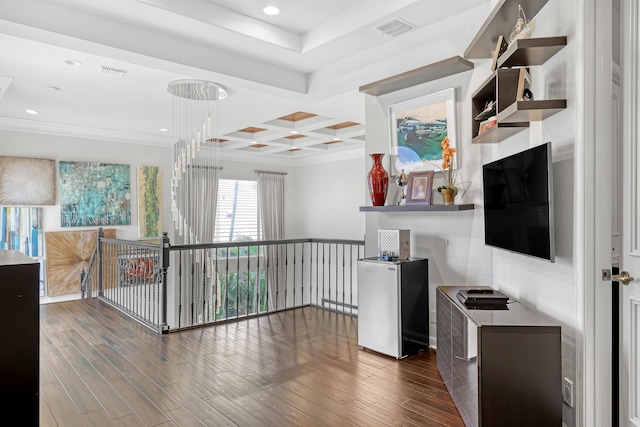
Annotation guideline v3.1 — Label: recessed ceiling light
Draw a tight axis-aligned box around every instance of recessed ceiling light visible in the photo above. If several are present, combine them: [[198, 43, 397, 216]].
[[64, 59, 83, 67], [290, 130, 298, 134], [26, 109, 38, 115], [333, 137, 340, 141], [263, 6, 280, 15], [159, 128, 168, 132], [251, 140, 258, 144]]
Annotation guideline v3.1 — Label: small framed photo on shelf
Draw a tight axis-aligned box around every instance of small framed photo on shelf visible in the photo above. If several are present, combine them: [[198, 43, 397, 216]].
[[406, 170, 434, 205]]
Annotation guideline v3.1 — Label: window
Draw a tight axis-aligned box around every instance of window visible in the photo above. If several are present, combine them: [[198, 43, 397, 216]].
[[214, 179, 260, 242], [212, 179, 266, 318]]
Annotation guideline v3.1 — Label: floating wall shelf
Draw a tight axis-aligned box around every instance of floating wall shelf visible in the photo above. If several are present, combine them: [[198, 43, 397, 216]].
[[498, 100, 567, 123], [469, 35, 567, 144], [359, 56, 474, 96], [497, 36, 568, 68], [464, 0, 551, 59], [360, 204, 475, 212], [472, 124, 528, 144]]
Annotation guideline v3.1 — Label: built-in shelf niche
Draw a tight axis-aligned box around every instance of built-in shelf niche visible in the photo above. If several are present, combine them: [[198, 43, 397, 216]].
[[470, 36, 567, 144]]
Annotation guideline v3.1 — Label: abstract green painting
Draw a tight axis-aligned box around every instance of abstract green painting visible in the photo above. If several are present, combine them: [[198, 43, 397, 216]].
[[59, 161, 131, 227], [137, 165, 162, 238]]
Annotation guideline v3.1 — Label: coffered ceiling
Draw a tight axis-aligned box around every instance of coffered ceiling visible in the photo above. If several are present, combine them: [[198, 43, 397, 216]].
[[0, 0, 490, 164]]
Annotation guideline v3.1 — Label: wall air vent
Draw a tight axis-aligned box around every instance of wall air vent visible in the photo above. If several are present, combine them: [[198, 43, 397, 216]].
[[375, 18, 413, 37], [97, 66, 128, 78]]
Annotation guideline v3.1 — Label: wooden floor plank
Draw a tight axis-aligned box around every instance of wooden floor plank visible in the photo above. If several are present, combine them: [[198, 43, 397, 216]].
[[39, 394, 59, 427], [112, 413, 147, 426], [61, 329, 123, 380], [81, 374, 134, 420], [40, 381, 88, 426], [162, 383, 234, 426], [205, 395, 264, 426], [246, 388, 325, 427], [108, 377, 170, 426], [347, 398, 422, 427], [373, 397, 451, 427], [257, 384, 358, 427], [54, 368, 103, 414], [122, 369, 182, 413], [363, 374, 460, 416], [39, 301, 464, 426], [82, 408, 117, 426], [233, 394, 299, 427], [164, 406, 207, 427], [401, 398, 467, 427], [40, 354, 59, 385]]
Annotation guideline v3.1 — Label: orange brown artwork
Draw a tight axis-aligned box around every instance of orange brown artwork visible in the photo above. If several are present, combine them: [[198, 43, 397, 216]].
[[45, 229, 115, 296]]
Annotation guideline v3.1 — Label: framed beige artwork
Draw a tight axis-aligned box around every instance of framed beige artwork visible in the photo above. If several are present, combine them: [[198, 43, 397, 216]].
[[0, 156, 56, 205], [45, 228, 115, 296]]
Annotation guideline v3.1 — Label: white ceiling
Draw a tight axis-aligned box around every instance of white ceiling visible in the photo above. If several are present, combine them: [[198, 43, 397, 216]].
[[0, 0, 489, 163]]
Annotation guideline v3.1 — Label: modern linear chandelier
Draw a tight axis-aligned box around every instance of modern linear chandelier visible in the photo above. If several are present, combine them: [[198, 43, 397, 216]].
[[168, 79, 227, 245]]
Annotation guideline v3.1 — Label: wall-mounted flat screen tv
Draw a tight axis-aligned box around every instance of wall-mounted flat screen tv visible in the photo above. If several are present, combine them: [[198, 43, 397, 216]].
[[482, 142, 555, 262]]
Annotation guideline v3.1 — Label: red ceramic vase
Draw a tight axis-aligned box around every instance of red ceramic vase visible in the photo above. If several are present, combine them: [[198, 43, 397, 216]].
[[367, 153, 389, 206]]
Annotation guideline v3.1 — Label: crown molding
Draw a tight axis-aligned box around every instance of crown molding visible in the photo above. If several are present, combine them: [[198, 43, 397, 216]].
[[0, 117, 177, 147]]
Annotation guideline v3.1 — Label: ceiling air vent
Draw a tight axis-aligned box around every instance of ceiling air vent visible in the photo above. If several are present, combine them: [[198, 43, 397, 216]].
[[97, 66, 128, 78], [376, 18, 413, 37]]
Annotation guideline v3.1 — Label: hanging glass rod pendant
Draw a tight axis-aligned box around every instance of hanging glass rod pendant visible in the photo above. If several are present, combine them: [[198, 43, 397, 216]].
[[167, 79, 228, 101]]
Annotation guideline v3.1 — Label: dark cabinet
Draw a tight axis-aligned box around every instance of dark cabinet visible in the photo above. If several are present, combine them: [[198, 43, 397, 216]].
[[436, 286, 561, 427], [0, 250, 39, 422]]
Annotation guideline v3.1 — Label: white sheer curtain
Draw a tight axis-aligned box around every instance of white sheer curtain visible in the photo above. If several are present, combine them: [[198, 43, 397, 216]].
[[190, 166, 218, 244], [257, 171, 286, 310]]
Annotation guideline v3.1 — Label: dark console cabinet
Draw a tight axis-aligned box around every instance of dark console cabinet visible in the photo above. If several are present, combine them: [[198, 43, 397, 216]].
[[436, 286, 561, 427], [0, 250, 39, 422]]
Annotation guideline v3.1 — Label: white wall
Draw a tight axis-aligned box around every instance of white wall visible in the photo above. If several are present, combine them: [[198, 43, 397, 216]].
[[293, 156, 365, 240], [363, 1, 579, 424]]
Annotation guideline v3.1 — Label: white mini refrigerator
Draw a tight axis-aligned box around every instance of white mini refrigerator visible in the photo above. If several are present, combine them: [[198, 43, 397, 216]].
[[357, 257, 429, 359]]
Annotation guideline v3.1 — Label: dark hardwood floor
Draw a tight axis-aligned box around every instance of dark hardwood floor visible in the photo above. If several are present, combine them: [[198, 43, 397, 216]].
[[39, 299, 464, 426]]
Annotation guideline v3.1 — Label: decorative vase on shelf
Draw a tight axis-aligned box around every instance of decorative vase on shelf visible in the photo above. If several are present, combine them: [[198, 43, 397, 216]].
[[441, 188, 455, 205], [367, 153, 389, 206]]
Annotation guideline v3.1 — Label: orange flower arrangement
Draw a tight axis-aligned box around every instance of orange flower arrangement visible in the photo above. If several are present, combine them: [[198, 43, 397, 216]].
[[437, 136, 458, 196]]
